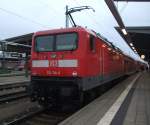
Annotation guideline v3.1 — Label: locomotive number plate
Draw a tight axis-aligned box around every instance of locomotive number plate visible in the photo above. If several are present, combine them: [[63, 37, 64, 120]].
[[47, 70, 60, 75]]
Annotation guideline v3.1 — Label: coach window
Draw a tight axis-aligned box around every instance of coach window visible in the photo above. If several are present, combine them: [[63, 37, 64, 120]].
[[90, 35, 95, 52]]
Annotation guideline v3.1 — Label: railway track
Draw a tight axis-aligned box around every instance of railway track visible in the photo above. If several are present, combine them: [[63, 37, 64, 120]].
[[1, 78, 125, 125], [0, 77, 130, 125], [0, 81, 72, 125], [2, 107, 71, 125], [0, 81, 29, 104], [0, 91, 29, 104], [0, 81, 28, 91]]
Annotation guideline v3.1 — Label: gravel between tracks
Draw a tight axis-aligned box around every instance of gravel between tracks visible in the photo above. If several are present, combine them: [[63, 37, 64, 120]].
[[0, 98, 39, 123]]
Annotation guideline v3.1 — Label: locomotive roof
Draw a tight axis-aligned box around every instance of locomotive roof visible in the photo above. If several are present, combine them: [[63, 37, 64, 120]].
[[34, 27, 113, 46], [34, 26, 105, 38], [34, 26, 124, 54], [34, 26, 92, 36]]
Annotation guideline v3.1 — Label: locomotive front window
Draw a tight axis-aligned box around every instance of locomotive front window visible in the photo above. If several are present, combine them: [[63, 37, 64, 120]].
[[35, 33, 77, 52], [56, 33, 77, 51], [35, 36, 54, 52]]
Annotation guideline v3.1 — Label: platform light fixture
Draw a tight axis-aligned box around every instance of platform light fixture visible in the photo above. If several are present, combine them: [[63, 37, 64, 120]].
[[141, 55, 145, 59], [130, 43, 133, 47], [121, 28, 127, 35], [133, 49, 137, 53]]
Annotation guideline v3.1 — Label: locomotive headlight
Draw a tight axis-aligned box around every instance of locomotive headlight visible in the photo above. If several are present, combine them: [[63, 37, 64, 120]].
[[72, 71, 78, 77]]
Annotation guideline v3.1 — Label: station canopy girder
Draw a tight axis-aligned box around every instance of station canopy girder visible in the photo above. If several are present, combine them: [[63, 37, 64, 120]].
[[116, 27, 150, 62], [105, 0, 150, 62]]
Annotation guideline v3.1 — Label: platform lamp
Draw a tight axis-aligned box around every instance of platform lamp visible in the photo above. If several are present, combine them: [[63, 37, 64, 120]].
[[121, 28, 128, 35], [141, 55, 145, 60], [130, 43, 133, 47]]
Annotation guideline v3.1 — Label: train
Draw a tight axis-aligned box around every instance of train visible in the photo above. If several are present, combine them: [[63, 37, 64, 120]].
[[0, 51, 26, 70], [29, 26, 146, 107]]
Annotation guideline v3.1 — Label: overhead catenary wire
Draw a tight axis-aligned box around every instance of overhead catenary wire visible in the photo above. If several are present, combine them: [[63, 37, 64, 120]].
[[74, 0, 118, 45], [74, 0, 137, 58], [0, 7, 50, 28], [37, 0, 62, 15], [36, 0, 66, 27]]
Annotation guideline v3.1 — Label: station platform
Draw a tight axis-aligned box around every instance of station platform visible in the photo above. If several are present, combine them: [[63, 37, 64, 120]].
[[59, 72, 150, 125]]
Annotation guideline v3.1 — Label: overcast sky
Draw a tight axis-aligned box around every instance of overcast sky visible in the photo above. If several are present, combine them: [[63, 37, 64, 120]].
[[0, 0, 150, 61]]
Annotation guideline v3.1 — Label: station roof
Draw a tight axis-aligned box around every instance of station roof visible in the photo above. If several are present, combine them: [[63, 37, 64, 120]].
[[4, 33, 33, 54], [105, 0, 150, 62], [116, 26, 150, 62], [5, 33, 33, 45]]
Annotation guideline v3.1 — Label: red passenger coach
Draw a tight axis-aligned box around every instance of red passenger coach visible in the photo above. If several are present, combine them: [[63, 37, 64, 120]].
[[30, 27, 138, 106]]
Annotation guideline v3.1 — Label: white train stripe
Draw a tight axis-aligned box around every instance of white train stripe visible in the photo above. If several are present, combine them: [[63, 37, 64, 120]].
[[58, 60, 78, 67], [32, 60, 49, 67], [32, 59, 78, 68]]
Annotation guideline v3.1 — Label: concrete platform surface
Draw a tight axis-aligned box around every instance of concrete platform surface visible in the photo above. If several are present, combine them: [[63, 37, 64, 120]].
[[121, 72, 150, 125], [59, 72, 148, 125]]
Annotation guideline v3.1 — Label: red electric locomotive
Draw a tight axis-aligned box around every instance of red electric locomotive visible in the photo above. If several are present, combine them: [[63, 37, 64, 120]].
[[30, 26, 138, 106]]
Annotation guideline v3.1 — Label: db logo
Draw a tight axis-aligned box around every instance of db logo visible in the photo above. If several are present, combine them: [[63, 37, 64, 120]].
[[49, 60, 58, 67]]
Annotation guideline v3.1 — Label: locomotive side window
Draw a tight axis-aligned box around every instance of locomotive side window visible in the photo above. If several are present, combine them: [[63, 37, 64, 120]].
[[90, 35, 95, 52]]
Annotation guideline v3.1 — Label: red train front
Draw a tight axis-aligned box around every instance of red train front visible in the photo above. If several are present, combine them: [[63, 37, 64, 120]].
[[30, 27, 95, 106], [30, 26, 138, 107]]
